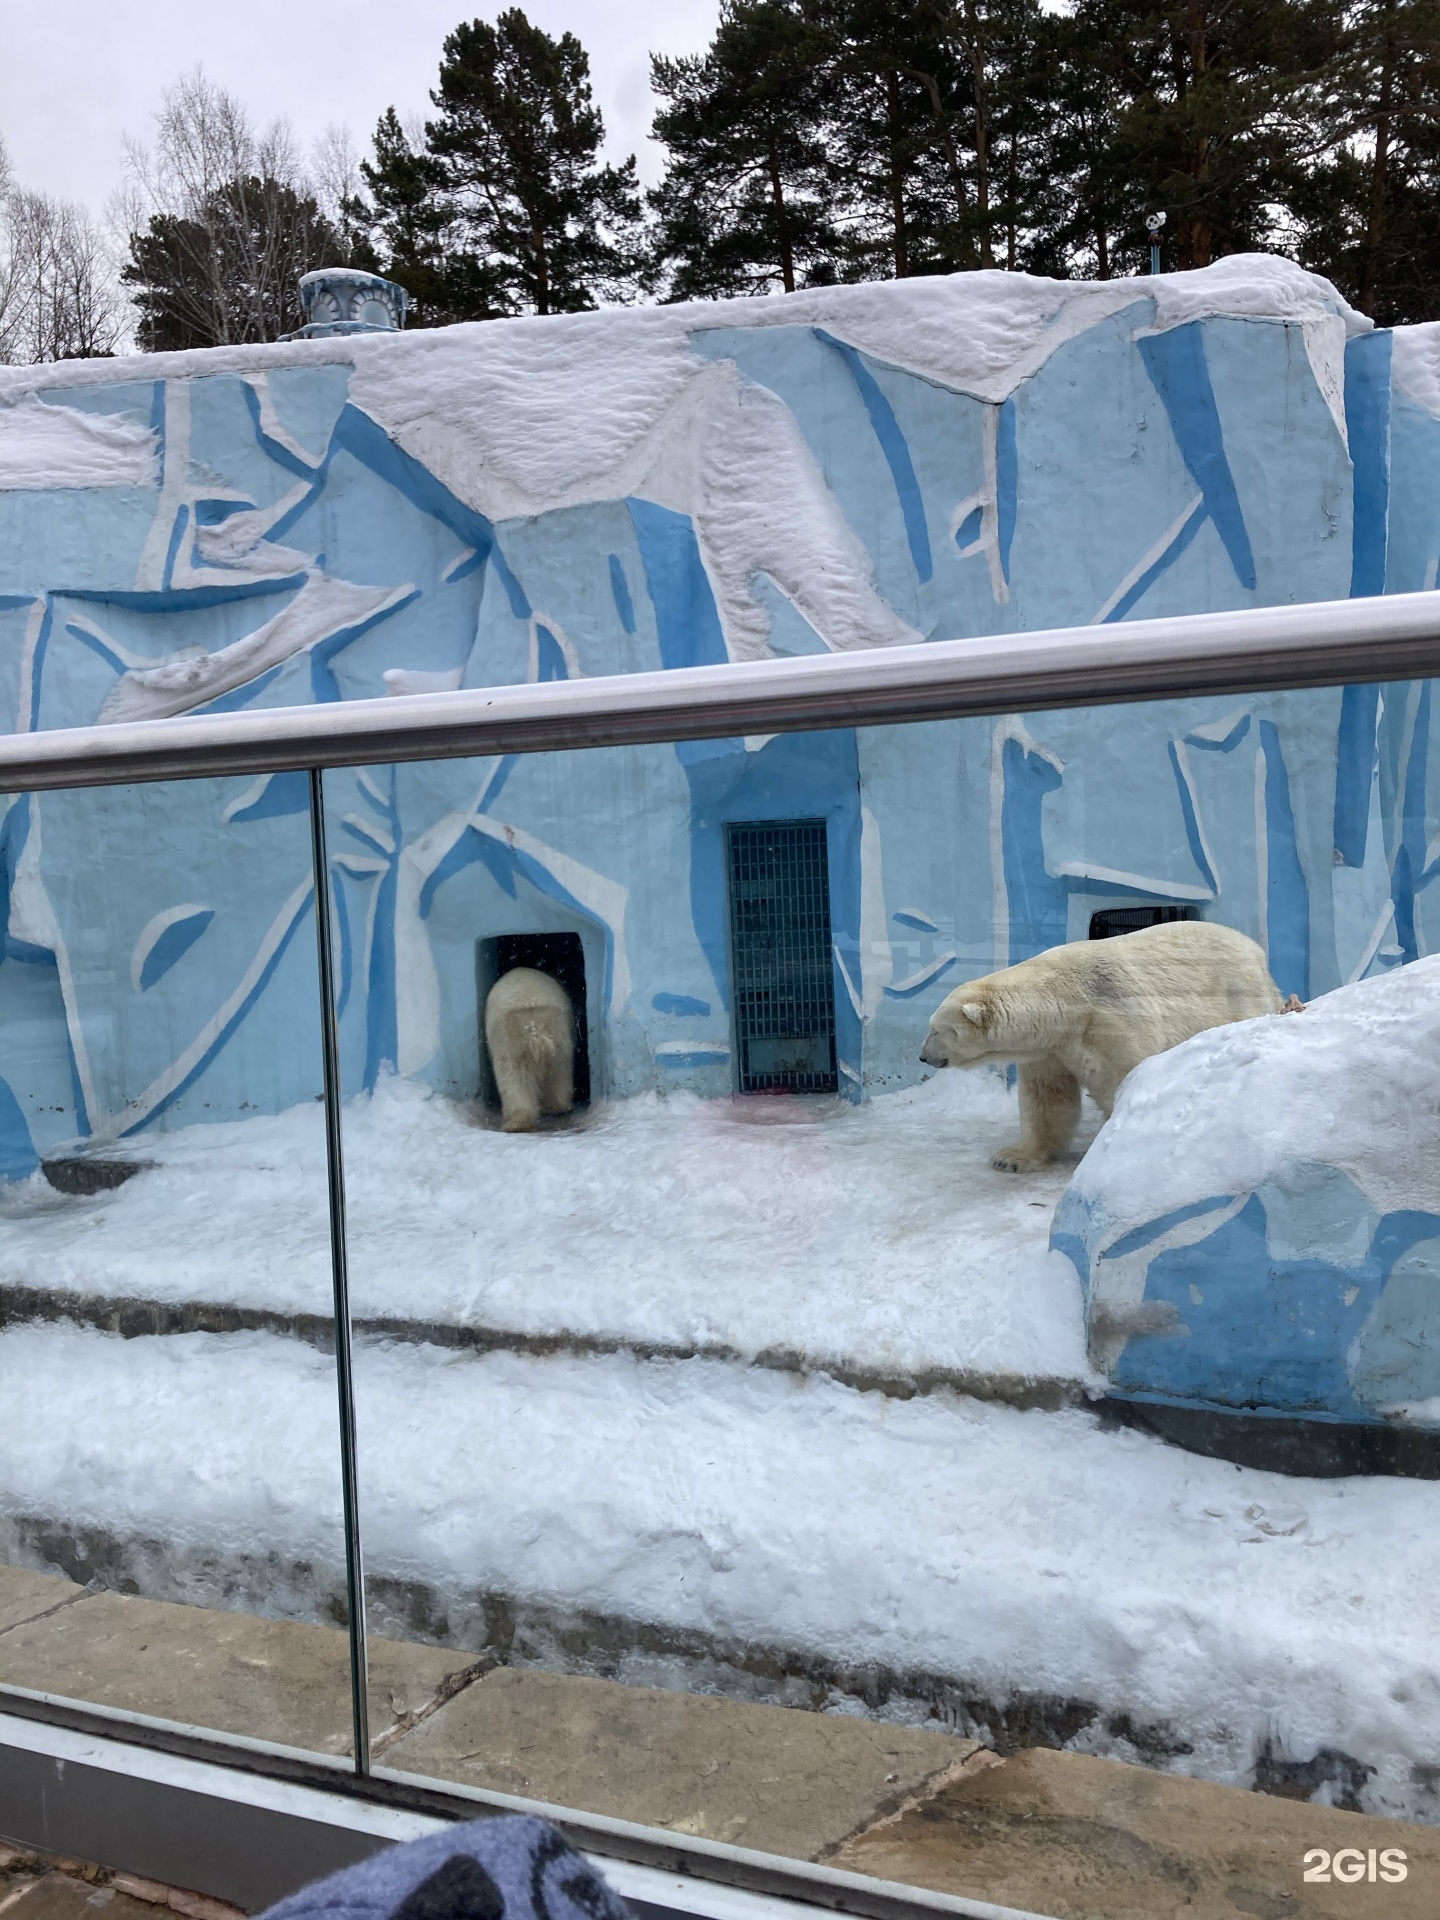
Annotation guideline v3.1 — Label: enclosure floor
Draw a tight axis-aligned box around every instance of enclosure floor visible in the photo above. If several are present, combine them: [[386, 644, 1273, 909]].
[[0, 1072, 1098, 1395], [4, 1077, 1437, 1825]]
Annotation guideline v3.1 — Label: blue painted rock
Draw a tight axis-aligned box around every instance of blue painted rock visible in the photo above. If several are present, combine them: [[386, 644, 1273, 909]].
[[1051, 955, 1440, 1426]]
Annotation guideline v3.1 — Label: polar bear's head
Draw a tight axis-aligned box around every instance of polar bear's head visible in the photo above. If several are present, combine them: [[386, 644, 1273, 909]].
[[919, 987, 1000, 1067]]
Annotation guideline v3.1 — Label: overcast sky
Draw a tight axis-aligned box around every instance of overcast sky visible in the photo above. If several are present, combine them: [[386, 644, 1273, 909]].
[[0, 0, 720, 212]]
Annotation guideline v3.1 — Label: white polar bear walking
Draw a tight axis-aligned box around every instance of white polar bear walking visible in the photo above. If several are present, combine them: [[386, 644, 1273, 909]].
[[918, 920, 1283, 1171], [484, 967, 576, 1133]]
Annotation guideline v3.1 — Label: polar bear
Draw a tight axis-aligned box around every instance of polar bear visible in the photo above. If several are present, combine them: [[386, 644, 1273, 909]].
[[918, 920, 1282, 1170], [484, 967, 575, 1133]]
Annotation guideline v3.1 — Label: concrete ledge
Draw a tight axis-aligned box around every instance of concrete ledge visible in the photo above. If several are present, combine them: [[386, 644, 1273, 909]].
[[1100, 1395, 1440, 1480], [0, 1529, 1148, 1761], [0, 1567, 968, 1867], [388, 1667, 974, 1857], [0, 1287, 1085, 1414]]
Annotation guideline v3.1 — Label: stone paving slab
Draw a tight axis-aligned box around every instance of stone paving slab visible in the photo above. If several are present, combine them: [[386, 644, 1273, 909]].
[[0, 1574, 479, 1756], [830, 1745, 1440, 1919], [384, 1664, 971, 1856], [0, 1843, 240, 1920], [0, 1877, 165, 1920], [7, 1560, 1440, 1917], [0, 1565, 85, 1635]]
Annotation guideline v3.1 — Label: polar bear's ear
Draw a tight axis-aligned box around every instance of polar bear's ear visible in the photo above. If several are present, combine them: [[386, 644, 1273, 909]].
[[959, 1001, 990, 1029]]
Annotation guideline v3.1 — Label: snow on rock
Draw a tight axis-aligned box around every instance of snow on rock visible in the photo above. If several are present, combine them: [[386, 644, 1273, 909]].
[[2, 1317, 1438, 1819], [0, 1071, 1095, 1393], [691, 367, 918, 657], [1144, 254, 1367, 334], [1392, 322, 1440, 420], [1052, 958, 1440, 1418], [0, 397, 157, 491], [338, 255, 1365, 523], [97, 576, 416, 723]]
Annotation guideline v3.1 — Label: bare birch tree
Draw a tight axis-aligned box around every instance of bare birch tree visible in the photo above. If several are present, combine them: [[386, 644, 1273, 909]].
[[121, 69, 342, 349], [1, 133, 125, 364]]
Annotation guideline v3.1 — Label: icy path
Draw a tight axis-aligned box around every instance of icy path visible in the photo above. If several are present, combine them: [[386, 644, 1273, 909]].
[[2, 1319, 1437, 1819], [0, 1074, 1097, 1390]]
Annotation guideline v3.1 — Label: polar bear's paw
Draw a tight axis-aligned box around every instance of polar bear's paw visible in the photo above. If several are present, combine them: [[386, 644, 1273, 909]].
[[991, 1143, 1053, 1173]]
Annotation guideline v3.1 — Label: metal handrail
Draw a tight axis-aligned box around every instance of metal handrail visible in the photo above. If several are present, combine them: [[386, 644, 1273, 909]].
[[3, 589, 1439, 792]]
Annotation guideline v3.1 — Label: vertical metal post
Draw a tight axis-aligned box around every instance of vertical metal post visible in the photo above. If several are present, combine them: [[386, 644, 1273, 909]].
[[1146, 211, 1165, 276], [307, 766, 370, 1778]]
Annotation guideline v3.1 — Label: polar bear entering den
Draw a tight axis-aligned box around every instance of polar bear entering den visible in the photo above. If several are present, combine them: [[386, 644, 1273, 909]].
[[919, 920, 1282, 1171], [484, 966, 576, 1133]]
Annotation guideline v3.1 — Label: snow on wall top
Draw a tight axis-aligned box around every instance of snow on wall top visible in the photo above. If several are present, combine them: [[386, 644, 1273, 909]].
[[337, 254, 1367, 520], [0, 256, 1366, 524], [1391, 321, 1440, 419], [0, 396, 158, 491], [0, 249, 1381, 751], [0, 251, 1366, 403]]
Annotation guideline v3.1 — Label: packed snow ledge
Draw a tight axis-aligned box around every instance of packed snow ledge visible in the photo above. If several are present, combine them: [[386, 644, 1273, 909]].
[[0, 1071, 1098, 1396], [2, 1320, 1437, 1822]]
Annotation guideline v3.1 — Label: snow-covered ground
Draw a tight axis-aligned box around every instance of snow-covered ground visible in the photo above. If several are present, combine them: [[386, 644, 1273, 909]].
[[5, 1060, 1437, 1818], [0, 1072, 1098, 1391], [2, 1317, 1438, 1820]]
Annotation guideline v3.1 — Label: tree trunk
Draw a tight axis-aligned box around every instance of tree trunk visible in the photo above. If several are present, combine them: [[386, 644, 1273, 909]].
[[1361, 11, 1397, 317], [767, 141, 795, 293], [910, 64, 971, 255], [963, 1, 994, 268], [886, 68, 910, 277], [1183, 0, 1213, 268], [1006, 125, 1017, 270], [532, 218, 550, 314]]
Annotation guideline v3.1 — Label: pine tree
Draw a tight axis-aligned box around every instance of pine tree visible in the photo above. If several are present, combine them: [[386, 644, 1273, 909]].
[[649, 0, 838, 298], [361, 108, 492, 325], [806, 0, 977, 278], [1058, 0, 1343, 275], [1016, 5, 1131, 278], [425, 9, 644, 315], [949, 0, 1055, 272], [1293, 0, 1440, 321]]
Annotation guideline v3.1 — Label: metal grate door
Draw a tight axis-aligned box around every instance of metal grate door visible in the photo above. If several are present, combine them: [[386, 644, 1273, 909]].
[[726, 820, 838, 1094], [1089, 904, 1200, 940]]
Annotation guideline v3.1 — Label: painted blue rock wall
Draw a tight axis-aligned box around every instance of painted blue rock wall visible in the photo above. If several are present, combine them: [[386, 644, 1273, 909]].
[[0, 260, 1433, 1168]]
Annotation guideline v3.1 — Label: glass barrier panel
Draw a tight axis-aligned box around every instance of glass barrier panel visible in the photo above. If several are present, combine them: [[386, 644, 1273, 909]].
[[328, 679, 1440, 1908], [0, 773, 361, 1760]]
